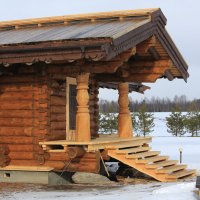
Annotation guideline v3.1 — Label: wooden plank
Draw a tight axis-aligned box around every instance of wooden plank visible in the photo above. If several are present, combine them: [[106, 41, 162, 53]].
[[125, 151, 160, 159], [135, 156, 169, 164], [156, 165, 187, 174], [0, 8, 158, 29], [145, 160, 178, 169], [116, 146, 151, 154], [166, 169, 196, 179], [0, 165, 53, 171]]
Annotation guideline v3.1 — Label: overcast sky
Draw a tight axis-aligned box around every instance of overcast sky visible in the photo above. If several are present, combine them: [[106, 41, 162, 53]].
[[0, 0, 199, 101]]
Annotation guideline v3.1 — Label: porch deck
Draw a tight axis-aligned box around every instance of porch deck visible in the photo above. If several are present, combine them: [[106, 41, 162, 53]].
[[39, 135, 152, 152]]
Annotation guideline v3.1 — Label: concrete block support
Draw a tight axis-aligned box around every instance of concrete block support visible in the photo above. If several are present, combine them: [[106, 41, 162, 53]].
[[0, 170, 72, 185]]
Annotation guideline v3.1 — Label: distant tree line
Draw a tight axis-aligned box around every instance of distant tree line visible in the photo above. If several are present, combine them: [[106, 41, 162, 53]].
[[99, 95, 200, 113], [99, 101, 200, 137]]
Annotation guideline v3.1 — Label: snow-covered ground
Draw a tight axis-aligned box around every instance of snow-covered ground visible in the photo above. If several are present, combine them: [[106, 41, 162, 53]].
[[0, 181, 198, 200], [151, 112, 200, 171], [0, 112, 199, 200]]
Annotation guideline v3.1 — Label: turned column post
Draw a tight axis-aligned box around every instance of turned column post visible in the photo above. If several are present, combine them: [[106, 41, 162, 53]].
[[118, 83, 133, 138], [75, 73, 91, 142]]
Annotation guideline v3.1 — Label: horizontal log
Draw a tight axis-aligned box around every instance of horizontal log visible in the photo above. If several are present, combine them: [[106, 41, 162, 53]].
[[0, 155, 11, 163], [9, 152, 36, 160], [95, 73, 160, 83], [51, 74, 66, 81], [67, 162, 99, 173], [48, 153, 69, 161], [50, 90, 66, 97], [46, 61, 122, 74], [47, 152, 98, 161], [0, 85, 39, 92], [8, 159, 100, 172], [50, 130, 66, 135], [0, 127, 33, 136], [0, 92, 48, 101], [0, 136, 33, 144], [50, 106, 65, 114], [9, 129, 50, 140], [44, 160, 65, 170], [0, 162, 10, 167], [51, 122, 66, 130], [0, 145, 10, 155], [45, 134, 66, 141], [0, 118, 48, 127], [50, 114, 66, 122], [9, 160, 40, 166], [0, 101, 48, 110], [0, 76, 46, 83], [0, 110, 48, 118], [50, 96, 66, 106], [7, 144, 42, 152]]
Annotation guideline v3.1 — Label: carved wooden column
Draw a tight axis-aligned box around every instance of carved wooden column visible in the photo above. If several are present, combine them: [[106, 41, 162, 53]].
[[118, 83, 133, 138], [76, 73, 91, 142]]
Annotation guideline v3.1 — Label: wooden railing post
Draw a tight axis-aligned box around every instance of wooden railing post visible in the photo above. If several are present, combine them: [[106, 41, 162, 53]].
[[118, 83, 133, 138], [75, 73, 91, 142]]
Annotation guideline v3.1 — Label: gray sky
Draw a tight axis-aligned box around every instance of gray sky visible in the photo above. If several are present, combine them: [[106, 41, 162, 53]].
[[0, 0, 199, 101]]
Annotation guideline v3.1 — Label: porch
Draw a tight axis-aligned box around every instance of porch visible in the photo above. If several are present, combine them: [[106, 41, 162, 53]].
[[40, 135, 152, 152]]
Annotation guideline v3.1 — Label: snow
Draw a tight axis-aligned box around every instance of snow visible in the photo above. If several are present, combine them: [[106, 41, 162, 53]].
[[0, 112, 199, 200], [1, 182, 198, 200]]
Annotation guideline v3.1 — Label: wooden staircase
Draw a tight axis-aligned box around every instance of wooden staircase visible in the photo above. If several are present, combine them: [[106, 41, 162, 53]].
[[107, 142, 196, 182]]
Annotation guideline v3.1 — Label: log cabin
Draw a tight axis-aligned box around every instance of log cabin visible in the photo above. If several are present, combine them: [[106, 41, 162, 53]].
[[0, 8, 196, 184]]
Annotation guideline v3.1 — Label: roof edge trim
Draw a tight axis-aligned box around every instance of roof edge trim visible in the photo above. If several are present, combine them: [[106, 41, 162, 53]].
[[0, 8, 160, 30]]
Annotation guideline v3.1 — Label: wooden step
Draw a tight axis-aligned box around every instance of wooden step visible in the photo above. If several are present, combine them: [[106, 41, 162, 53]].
[[145, 160, 178, 169], [166, 169, 196, 180], [116, 146, 151, 154], [136, 156, 169, 164], [156, 165, 187, 174], [126, 151, 160, 159]]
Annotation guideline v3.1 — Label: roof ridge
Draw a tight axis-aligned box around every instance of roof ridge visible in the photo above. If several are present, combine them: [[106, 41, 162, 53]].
[[0, 8, 160, 30]]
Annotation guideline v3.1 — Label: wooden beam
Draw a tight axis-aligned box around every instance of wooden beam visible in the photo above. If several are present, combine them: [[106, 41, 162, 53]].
[[130, 65, 169, 74], [95, 73, 160, 83], [129, 60, 173, 68], [0, 48, 107, 65], [164, 69, 174, 81]]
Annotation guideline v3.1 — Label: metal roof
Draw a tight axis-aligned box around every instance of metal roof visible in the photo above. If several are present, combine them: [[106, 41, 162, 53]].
[[0, 18, 150, 46]]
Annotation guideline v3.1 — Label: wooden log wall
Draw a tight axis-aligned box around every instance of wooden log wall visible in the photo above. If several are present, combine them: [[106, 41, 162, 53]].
[[0, 145, 10, 167], [49, 76, 66, 141], [0, 71, 50, 167], [89, 78, 99, 138], [0, 64, 101, 173]]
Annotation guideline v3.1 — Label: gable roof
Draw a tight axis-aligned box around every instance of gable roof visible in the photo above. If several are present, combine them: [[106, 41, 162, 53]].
[[0, 8, 188, 81]]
